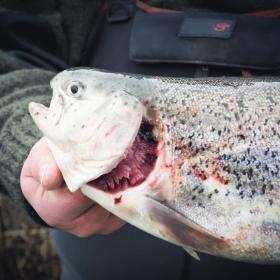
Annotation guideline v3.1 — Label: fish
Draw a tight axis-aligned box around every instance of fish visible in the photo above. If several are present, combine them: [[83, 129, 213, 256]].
[[29, 68, 280, 264]]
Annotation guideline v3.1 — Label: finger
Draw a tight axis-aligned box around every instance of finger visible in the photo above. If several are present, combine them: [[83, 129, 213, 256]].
[[98, 214, 126, 235], [21, 165, 43, 206], [67, 204, 112, 237], [44, 187, 94, 219], [68, 206, 126, 237], [39, 160, 63, 191], [29, 137, 64, 190], [21, 171, 95, 225], [22, 166, 125, 236]]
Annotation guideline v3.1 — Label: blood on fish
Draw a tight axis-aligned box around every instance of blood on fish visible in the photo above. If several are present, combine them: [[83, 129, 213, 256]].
[[212, 173, 227, 185], [89, 119, 158, 193], [193, 166, 209, 181], [105, 124, 119, 137], [114, 196, 122, 205]]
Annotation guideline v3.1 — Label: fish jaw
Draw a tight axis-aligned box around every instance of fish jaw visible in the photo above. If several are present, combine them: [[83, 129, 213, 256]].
[[29, 69, 146, 191], [29, 93, 65, 142], [29, 102, 50, 137]]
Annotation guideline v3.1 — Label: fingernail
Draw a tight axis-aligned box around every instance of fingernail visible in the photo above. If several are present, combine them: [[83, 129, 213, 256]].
[[40, 163, 49, 187]]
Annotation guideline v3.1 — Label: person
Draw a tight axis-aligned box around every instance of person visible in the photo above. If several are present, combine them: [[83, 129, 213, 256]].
[[0, 1, 279, 280]]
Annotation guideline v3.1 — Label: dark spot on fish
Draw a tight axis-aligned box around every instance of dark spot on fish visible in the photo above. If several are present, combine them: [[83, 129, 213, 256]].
[[214, 189, 219, 194], [271, 127, 277, 136], [264, 148, 270, 156], [264, 164, 269, 172], [234, 113, 240, 121], [236, 183, 242, 190], [268, 199, 273, 206], [188, 133, 194, 139], [248, 167, 253, 179], [238, 134, 246, 140], [192, 185, 199, 191], [192, 195, 196, 201], [271, 151, 277, 158], [262, 184, 266, 194]]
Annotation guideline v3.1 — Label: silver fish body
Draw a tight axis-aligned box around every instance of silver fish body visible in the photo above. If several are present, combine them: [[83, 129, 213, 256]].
[[29, 69, 280, 264]]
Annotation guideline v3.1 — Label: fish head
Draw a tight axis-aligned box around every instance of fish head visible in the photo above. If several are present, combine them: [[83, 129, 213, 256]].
[[29, 69, 144, 191]]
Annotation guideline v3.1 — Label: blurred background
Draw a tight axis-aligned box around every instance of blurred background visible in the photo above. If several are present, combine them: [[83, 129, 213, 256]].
[[0, 194, 60, 280]]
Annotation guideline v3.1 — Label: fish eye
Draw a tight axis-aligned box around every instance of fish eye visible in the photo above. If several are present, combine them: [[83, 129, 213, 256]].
[[71, 85, 79, 94], [66, 81, 85, 97]]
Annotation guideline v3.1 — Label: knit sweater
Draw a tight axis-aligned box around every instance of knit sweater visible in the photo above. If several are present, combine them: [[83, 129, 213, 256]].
[[0, 0, 278, 225], [0, 0, 103, 224]]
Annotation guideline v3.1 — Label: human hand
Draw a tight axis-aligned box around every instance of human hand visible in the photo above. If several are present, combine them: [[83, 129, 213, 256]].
[[20, 137, 125, 237]]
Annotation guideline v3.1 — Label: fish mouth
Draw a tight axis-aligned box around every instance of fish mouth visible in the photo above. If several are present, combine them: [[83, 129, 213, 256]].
[[88, 118, 159, 193]]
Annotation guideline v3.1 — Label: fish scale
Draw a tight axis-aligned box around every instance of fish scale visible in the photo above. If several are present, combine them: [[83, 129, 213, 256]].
[[29, 69, 280, 264], [144, 79, 280, 262]]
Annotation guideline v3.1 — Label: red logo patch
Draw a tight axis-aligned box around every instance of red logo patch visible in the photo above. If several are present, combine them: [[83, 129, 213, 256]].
[[213, 22, 231, 32]]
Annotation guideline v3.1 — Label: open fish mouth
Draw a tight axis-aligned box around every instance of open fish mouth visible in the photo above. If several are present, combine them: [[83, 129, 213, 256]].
[[88, 118, 159, 193]]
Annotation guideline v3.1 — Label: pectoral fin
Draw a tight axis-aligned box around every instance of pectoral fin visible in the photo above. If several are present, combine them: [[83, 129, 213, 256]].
[[184, 246, 200, 261], [146, 197, 228, 257]]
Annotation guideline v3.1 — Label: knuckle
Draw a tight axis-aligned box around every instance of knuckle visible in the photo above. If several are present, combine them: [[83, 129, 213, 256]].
[[43, 217, 61, 228], [71, 227, 96, 238], [99, 228, 114, 235], [74, 231, 91, 238]]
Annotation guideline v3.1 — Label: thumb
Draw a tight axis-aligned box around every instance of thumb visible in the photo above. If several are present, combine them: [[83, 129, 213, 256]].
[[30, 138, 64, 190], [39, 158, 64, 190]]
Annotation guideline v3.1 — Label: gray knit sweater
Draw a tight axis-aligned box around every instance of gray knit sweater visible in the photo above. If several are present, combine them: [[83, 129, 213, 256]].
[[0, 0, 278, 225], [0, 0, 103, 224]]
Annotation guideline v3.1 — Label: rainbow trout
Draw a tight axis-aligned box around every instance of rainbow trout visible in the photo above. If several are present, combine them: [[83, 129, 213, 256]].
[[29, 69, 280, 264]]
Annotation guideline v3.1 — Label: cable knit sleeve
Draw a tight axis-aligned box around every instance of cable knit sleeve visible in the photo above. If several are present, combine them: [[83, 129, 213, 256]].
[[0, 69, 55, 225]]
